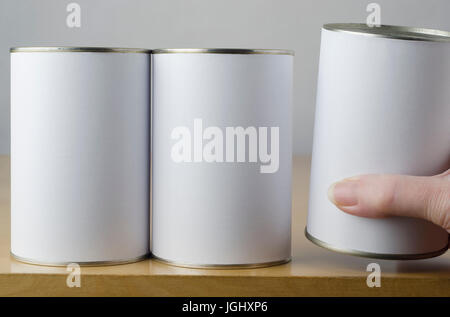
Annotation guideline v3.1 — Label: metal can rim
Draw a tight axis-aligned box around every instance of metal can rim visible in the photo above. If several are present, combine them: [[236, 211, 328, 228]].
[[323, 23, 450, 42], [10, 47, 152, 54], [152, 48, 295, 55]]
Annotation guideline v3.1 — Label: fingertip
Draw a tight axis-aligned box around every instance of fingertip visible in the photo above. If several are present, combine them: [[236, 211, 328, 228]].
[[327, 178, 360, 207], [327, 182, 337, 205]]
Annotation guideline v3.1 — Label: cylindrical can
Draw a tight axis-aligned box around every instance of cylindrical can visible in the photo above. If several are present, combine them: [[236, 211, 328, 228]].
[[306, 24, 450, 259], [151, 48, 294, 268], [11, 47, 151, 265]]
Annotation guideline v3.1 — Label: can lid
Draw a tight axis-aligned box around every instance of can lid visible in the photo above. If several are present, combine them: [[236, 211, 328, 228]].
[[152, 48, 295, 56], [323, 23, 450, 42], [10, 47, 152, 53]]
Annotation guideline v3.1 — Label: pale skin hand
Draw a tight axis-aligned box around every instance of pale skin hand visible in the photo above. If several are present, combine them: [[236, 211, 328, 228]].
[[327, 169, 450, 233]]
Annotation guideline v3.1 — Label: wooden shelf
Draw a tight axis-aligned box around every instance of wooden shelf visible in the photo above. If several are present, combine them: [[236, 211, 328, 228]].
[[0, 155, 448, 296]]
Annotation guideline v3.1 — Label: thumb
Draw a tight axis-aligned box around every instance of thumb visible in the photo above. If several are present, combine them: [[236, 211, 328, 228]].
[[327, 170, 450, 232]]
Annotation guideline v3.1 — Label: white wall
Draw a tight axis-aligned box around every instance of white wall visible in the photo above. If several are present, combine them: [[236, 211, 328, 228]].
[[1, 0, 449, 154]]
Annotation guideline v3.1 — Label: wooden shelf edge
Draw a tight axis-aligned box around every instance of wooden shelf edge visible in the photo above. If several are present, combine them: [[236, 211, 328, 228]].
[[1, 274, 448, 297]]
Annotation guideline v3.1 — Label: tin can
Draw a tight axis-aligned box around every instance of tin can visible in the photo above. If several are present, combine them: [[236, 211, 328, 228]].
[[306, 24, 450, 259], [11, 47, 151, 265], [151, 48, 294, 268]]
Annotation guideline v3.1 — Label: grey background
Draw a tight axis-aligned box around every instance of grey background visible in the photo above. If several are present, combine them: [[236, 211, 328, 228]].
[[1, 0, 449, 155]]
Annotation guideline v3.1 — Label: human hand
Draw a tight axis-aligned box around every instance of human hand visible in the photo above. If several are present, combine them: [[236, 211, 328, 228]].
[[327, 169, 450, 232]]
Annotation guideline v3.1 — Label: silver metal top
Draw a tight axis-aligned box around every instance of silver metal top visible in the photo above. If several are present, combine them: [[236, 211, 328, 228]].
[[152, 254, 291, 269], [10, 47, 152, 53], [11, 252, 150, 267], [305, 228, 449, 260], [323, 23, 450, 42], [152, 48, 295, 56]]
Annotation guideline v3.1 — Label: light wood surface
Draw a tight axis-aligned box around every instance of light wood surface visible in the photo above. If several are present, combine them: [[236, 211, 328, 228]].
[[0, 155, 448, 296]]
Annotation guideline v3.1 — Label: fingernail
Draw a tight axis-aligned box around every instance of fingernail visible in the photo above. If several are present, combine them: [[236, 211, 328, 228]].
[[328, 178, 360, 207]]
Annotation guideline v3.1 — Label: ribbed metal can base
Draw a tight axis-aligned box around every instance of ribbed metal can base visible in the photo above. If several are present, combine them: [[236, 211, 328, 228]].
[[152, 255, 291, 269], [305, 228, 449, 260], [11, 252, 150, 267]]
